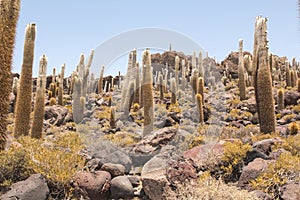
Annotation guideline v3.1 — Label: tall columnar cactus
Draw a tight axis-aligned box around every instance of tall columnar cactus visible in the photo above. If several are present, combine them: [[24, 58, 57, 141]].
[[73, 77, 84, 123], [244, 54, 253, 76], [142, 49, 154, 136], [277, 88, 284, 111], [191, 68, 198, 102], [198, 51, 204, 78], [192, 51, 196, 69], [175, 56, 179, 89], [12, 77, 19, 112], [238, 39, 246, 100], [297, 78, 300, 92], [285, 61, 291, 87], [159, 73, 164, 101], [197, 77, 204, 104], [82, 49, 94, 96], [98, 65, 105, 95], [196, 94, 204, 124], [253, 16, 276, 134], [134, 62, 140, 104], [181, 59, 186, 91], [170, 78, 177, 104], [291, 70, 295, 88], [14, 23, 36, 138], [0, 0, 20, 149], [121, 52, 133, 111], [110, 106, 116, 129], [58, 64, 65, 105], [31, 55, 48, 138]]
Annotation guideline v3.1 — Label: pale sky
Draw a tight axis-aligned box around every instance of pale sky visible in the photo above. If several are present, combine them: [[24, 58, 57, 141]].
[[13, 0, 300, 77]]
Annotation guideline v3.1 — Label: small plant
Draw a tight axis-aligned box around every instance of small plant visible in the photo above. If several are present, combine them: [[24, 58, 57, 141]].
[[251, 152, 300, 198], [221, 140, 251, 182], [288, 122, 299, 135]]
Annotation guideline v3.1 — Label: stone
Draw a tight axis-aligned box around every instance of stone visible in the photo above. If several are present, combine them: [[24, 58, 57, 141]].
[[238, 158, 273, 188], [72, 171, 111, 200], [44, 105, 72, 126], [280, 183, 300, 200], [284, 91, 300, 106], [250, 190, 272, 200], [101, 163, 125, 177], [1, 174, 49, 200], [166, 161, 197, 185], [127, 175, 141, 187], [252, 137, 284, 155], [142, 168, 169, 200], [244, 148, 270, 165], [110, 176, 134, 200]]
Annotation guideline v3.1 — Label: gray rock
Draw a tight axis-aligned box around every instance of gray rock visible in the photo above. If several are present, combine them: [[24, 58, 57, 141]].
[[252, 137, 284, 155], [142, 168, 169, 200], [141, 156, 167, 176], [72, 171, 111, 200], [44, 105, 71, 126], [238, 158, 273, 189], [101, 163, 125, 177], [1, 174, 49, 200], [110, 176, 134, 199]]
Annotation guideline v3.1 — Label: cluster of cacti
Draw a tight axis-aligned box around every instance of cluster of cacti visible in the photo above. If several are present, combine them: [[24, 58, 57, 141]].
[[0, 0, 20, 149], [31, 55, 48, 138], [238, 39, 246, 100], [14, 23, 36, 138], [252, 16, 276, 134]]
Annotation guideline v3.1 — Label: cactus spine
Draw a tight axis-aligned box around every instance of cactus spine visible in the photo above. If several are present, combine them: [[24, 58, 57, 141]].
[[31, 55, 48, 138], [0, 0, 20, 149], [14, 23, 36, 138], [277, 88, 284, 111], [238, 39, 246, 100], [253, 16, 275, 134], [196, 94, 204, 124], [142, 49, 154, 136]]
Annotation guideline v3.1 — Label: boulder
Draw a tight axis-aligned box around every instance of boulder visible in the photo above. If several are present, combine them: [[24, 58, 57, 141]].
[[238, 158, 273, 189], [252, 137, 284, 155], [110, 176, 134, 200], [44, 105, 72, 126], [142, 168, 169, 200], [280, 183, 300, 200], [72, 171, 111, 200], [1, 174, 49, 200], [101, 163, 125, 177], [284, 91, 300, 106], [130, 127, 178, 166]]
